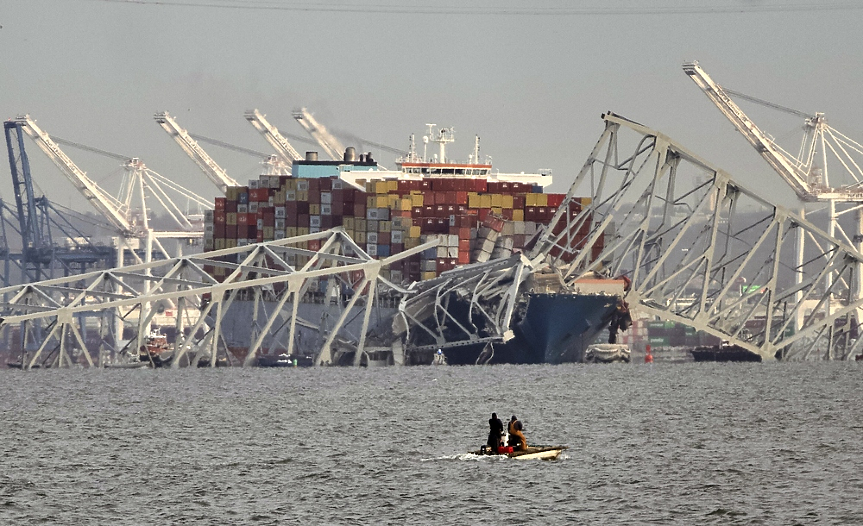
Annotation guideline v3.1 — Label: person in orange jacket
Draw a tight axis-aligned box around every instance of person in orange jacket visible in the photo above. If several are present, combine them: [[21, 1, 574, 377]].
[[508, 415, 528, 451]]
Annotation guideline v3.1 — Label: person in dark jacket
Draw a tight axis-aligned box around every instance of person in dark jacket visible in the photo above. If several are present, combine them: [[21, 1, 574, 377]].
[[508, 415, 528, 451], [487, 413, 504, 450]]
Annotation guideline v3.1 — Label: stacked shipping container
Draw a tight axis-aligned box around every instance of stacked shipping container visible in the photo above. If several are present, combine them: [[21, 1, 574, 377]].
[[203, 174, 597, 284]]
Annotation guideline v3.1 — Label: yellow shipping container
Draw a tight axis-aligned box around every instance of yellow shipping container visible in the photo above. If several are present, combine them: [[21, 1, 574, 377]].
[[405, 237, 419, 249], [525, 193, 536, 206], [379, 221, 392, 233], [581, 197, 592, 205], [480, 195, 492, 209], [263, 227, 274, 239], [375, 181, 389, 194], [356, 231, 367, 243], [490, 194, 503, 207], [491, 207, 503, 215], [297, 227, 309, 236], [355, 219, 367, 232], [513, 209, 525, 222], [343, 217, 355, 230], [400, 198, 412, 211], [286, 227, 298, 238], [226, 239, 237, 249], [297, 190, 309, 202], [365, 181, 375, 193], [421, 271, 438, 281], [309, 204, 320, 215], [387, 180, 399, 193], [535, 193, 548, 207], [367, 196, 376, 209], [215, 238, 226, 250], [411, 194, 424, 207], [468, 192, 481, 208], [284, 179, 297, 191], [502, 195, 514, 209], [226, 187, 238, 201], [226, 213, 237, 226], [409, 226, 421, 238], [375, 195, 389, 208]]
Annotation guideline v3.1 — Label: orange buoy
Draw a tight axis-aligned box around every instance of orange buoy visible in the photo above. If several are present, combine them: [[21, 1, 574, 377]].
[[645, 344, 654, 363]]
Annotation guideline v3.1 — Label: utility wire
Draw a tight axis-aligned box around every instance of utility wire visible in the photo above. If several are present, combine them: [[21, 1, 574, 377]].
[[84, 0, 863, 15]]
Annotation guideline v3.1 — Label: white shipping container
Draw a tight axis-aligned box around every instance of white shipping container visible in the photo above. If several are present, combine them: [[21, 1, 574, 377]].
[[367, 232, 379, 244], [321, 192, 332, 204]]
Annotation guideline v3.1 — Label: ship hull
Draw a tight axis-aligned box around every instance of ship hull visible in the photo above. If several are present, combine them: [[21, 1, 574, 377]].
[[443, 293, 621, 365]]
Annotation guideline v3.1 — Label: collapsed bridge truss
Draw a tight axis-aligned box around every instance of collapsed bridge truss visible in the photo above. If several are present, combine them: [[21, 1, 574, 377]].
[[533, 112, 863, 360], [0, 229, 434, 369]]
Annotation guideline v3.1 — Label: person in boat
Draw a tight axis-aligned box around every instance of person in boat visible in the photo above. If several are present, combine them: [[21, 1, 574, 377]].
[[508, 415, 528, 451], [487, 413, 504, 450]]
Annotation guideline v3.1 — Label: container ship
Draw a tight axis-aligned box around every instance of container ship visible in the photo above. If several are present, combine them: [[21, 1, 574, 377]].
[[201, 125, 626, 365]]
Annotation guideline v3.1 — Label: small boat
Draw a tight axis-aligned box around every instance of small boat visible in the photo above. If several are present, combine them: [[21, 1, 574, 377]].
[[471, 444, 568, 460]]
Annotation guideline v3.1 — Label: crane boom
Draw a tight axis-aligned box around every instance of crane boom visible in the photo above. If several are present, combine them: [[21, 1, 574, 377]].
[[154, 111, 238, 194], [292, 108, 346, 161], [245, 109, 303, 164], [14, 115, 133, 235], [682, 61, 813, 200]]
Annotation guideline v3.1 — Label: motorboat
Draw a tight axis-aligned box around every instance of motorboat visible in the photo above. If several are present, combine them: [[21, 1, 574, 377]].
[[472, 444, 568, 460]]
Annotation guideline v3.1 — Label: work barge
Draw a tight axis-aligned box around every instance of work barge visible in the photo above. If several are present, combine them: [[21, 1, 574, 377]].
[[3, 112, 863, 369]]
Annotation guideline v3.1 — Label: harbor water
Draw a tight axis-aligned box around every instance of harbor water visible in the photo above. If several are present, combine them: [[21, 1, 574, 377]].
[[1, 362, 862, 524]]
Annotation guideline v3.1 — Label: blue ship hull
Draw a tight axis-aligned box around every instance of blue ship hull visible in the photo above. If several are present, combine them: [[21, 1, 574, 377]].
[[444, 293, 621, 365]]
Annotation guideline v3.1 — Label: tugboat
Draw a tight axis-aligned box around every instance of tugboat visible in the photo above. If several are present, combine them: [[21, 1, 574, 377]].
[[138, 329, 174, 367]]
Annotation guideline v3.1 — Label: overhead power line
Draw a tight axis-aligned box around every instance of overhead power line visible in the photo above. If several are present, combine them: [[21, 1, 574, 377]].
[[85, 1, 863, 16]]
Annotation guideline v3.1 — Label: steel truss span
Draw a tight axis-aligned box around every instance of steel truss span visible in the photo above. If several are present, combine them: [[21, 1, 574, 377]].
[[534, 112, 863, 361], [0, 229, 435, 369]]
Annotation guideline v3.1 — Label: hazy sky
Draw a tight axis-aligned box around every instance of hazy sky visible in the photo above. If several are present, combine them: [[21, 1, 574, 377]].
[[2, 0, 862, 218]]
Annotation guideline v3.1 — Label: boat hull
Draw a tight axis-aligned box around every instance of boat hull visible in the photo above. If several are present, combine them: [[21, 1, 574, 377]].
[[472, 445, 567, 460]]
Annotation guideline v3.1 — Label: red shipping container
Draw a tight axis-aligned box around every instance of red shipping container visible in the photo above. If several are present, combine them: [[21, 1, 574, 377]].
[[502, 209, 513, 220], [320, 177, 332, 191], [412, 206, 424, 217], [237, 213, 249, 226], [459, 239, 471, 252], [391, 243, 404, 254], [331, 200, 344, 216], [308, 239, 321, 251], [353, 203, 366, 217], [423, 205, 435, 216], [455, 191, 468, 205], [214, 211, 226, 224], [257, 231, 264, 242], [420, 180, 431, 191], [453, 179, 467, 191], [422, 217, 435, 233], [458, 252, 470, 265], [225, 201, 238, 213], [308, 178, 320, 194], [298, 214, 310, 227], [547, 193, 565, 208], [487, 182, 499, 193], [214, 197, 226, 210], [434, 205, 445, 217], [246, 225, 257, 238], [378, 232, 391, 245], [398, 180, 411, 194], [474, 179, 488, 192], [478, 209, 491, 221], [321, 215, 333, 229], [214, 223, 226, 237], [226, 225, 238, 238], [458, 227, 471, 240]]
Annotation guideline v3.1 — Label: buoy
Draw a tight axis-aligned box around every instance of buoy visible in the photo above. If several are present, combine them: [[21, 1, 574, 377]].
[[645, 344, 654, 363]]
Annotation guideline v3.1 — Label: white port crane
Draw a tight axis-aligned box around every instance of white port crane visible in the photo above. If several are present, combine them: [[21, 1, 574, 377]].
[[244, 109, 303, 164], [292, 107, 346, 161], [154, 111, 239, 193], [16, 114, 211, 350], [684, 60, 863, 318], [16, 115, 134, 236]]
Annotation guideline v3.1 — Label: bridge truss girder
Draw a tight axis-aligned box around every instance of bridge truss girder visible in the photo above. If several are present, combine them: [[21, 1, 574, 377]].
[[534, 112, 863, 361], [0, 228, 434, 369]]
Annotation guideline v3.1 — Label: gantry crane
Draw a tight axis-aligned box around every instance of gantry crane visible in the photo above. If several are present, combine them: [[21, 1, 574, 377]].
[[154, 111, 239, 193], [245, 109, 303, 165], [684, 61, 863, 338], [292, 108, 346, 161], [17, 114, 212, 350]]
